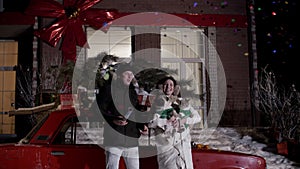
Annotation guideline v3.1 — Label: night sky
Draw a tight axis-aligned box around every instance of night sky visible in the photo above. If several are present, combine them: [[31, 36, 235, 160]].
[[255, 0, 298, 89]]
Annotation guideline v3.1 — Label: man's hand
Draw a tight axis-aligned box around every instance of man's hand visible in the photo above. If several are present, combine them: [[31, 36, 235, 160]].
[[140, 125, 149, 135], [113, 116, 128, 126]]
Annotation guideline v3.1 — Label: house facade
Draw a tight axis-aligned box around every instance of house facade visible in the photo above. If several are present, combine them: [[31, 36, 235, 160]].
[[0, 0, 258, 140]]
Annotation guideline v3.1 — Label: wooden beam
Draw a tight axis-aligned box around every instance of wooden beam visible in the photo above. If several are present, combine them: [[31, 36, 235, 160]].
[[9, 102, 56, 116]]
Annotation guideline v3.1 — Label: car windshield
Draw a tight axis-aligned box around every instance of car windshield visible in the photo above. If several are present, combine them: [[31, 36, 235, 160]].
[[19, 112, 50, 144]]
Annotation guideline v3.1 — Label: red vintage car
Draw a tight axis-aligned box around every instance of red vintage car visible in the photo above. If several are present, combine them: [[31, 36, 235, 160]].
[[0, 108, 266, 169]]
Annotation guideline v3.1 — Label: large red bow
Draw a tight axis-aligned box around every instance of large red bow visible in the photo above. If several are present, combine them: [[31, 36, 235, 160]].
[[25, 0, 118, 61]]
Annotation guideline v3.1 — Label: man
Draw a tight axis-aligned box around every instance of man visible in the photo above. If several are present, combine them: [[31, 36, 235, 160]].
[[96, 60, 148, 169]]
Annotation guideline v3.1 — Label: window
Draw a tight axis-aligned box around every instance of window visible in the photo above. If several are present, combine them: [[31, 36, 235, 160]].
[[86, 26, 132, 59], [161, 27, 207, 127], [53, 116, 103, 145]]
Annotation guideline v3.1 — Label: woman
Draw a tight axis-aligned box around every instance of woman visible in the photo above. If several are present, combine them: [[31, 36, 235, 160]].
[[150, 76, 201, 169]]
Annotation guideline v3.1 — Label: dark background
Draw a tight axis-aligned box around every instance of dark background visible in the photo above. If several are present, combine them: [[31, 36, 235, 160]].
[[255, 0, 298, 89]]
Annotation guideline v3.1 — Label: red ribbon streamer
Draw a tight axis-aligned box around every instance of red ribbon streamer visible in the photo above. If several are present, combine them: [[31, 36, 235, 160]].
[[25, 0, 118, 61]]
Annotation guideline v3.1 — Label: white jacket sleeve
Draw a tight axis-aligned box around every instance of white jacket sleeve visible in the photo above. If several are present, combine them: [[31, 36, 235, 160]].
[[184, 105, 201, 125]]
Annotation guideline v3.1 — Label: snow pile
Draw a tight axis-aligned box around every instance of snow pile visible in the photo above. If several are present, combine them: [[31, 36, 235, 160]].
[[194, 127, 298, 169]]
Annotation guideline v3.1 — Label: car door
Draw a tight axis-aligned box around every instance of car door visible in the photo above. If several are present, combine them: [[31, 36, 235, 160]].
[[48, 116, 106, 169]]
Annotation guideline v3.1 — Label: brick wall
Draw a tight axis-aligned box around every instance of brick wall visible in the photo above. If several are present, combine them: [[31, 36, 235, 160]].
[[216, 27, 250, 110], [216, 27, 252, 126]]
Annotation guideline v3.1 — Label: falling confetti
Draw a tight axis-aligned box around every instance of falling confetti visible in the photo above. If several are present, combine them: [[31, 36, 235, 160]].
[[255, 0, 297, 88]]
